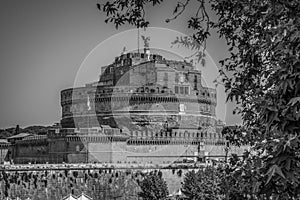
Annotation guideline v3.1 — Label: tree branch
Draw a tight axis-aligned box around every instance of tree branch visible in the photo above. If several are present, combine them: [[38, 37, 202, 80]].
[[165, 0, 191, 23]]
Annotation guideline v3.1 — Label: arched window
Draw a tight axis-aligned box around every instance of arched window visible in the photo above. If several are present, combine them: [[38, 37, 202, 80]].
[[184, 131, 189, 138]]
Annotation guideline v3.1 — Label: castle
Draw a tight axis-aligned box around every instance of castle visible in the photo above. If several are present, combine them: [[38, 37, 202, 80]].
[[4, 47, 247, 165]]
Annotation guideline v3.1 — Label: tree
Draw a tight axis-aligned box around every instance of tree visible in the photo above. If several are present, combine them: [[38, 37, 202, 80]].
[[181, 166, 224, 200], [138, 171, 169, 200], [97, 0, 300, 198], [15, 125, 20, 135]]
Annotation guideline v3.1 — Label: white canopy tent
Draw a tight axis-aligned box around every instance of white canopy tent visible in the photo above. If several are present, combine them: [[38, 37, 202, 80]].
[[76, 193, 93, 200], [62, 194, 77, 200], [62, 193, 93, 200]]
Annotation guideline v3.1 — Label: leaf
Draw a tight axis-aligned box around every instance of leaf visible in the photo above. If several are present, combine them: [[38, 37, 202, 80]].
[[173, 3, 180, 14], [288, 97, 300, 106], [201, 58, 206, 67], [266, 165, 285, 184], [96, 3, 101, 10], [151, 0, 162, 6]]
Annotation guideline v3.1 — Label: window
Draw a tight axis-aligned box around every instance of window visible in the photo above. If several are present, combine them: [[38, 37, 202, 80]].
[[185, 73, 189, 81], [180, 87, 184, 94], [185, 87, 189, 94], [194, 83, 197, 90], [175, 86, 179, 94], [175, 73, 179, 82], [164, 72, 168, 81]]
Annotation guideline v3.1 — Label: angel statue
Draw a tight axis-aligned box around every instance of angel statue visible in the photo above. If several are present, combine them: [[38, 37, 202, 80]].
[[141, 35, 150, 48]]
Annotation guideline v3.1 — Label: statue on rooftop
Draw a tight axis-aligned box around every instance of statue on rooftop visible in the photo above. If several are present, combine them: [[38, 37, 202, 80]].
[[141, 35, 150, 48]]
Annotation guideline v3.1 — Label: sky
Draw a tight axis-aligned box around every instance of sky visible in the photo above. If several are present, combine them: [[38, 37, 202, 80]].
[[0, 0, 241, 128]]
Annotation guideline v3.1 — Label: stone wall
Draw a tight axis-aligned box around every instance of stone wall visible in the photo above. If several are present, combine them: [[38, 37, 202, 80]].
[[83, 140, 249, 164], [14, 141, 49, 163]]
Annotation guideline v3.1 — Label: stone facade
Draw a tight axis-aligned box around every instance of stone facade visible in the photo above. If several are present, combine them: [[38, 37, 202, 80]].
[[60, 49, 217, 132], [10, 126, 249, 164], [10, 49, 249, 164]]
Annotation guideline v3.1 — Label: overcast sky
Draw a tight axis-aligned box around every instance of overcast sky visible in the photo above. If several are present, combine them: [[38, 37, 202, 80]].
[[0, 0, 241, 128]]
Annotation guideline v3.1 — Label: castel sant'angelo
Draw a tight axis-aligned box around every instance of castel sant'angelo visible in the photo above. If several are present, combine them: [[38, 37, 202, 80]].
[[7, 40, 248, 165]]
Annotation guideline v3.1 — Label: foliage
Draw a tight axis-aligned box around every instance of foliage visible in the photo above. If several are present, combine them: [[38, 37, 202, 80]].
[[138, 171, 169, 200], [96, 0, 163, 29], [181, 166, 224, 200], [97, 0, 300, 198], [0, 169, 142, 200], [211, 1, 300, 198], [218, 152, 262, 200]]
